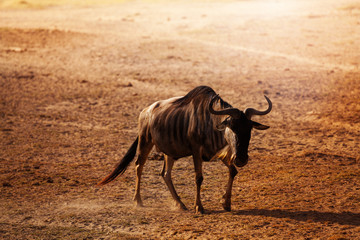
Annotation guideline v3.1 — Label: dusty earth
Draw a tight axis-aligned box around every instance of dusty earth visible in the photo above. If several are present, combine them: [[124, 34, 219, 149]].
[[0, 0, 359, 239]]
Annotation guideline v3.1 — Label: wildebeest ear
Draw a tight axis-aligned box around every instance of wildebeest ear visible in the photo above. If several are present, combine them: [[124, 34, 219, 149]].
[[216, 119, 230, 131], [251, 120, 270, 130]]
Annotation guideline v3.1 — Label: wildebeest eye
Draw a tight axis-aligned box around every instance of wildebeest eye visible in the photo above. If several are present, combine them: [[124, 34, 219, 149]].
[[216, 118, 230, 131]]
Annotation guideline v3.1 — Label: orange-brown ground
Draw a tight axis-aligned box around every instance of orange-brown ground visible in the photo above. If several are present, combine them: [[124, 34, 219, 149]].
[[0, 0, 359, 239]]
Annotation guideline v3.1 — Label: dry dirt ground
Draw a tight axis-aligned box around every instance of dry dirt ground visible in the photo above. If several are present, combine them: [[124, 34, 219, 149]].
[[0, 0, 359, 239]]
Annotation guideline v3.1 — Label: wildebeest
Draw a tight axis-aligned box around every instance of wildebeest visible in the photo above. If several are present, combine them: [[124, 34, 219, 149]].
[[98, 86, 272, 213]]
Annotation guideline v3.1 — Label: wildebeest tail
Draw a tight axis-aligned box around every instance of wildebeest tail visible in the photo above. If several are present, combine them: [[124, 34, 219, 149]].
[[97, 137, 139, 186]]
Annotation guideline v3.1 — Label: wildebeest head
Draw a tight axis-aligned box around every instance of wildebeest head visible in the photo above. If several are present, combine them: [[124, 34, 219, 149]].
[[209, 95, 272, 167]]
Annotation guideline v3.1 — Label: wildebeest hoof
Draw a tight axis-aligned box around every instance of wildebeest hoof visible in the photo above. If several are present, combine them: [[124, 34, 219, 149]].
[[175, 202, 188, 211], [195, 205, 205, 214], [133, 198, 143, 207], [222, 203, 231, 212]]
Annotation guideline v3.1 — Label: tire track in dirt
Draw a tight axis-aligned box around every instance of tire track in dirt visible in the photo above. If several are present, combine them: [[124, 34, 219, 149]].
[[178, 36, 359, 72]]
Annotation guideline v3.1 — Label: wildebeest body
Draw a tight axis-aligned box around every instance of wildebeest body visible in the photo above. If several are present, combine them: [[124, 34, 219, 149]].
[[98, 86, 272, 213], [143, 87, 228, 160]]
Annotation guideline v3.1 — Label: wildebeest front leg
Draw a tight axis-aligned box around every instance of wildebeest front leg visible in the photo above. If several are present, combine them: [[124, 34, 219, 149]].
[[221, 159, 238, 211], [193, 152, 204, 214], [162, 155, 187, 211]]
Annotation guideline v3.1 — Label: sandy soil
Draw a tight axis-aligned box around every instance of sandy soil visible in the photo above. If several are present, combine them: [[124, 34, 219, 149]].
[[0, 0, 359, 239]]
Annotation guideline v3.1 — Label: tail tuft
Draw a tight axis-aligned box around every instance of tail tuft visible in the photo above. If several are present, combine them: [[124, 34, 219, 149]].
[[97, 137, 139, 186]]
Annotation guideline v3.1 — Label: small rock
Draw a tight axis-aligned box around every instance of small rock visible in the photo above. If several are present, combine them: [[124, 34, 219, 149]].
[[69, 179, 79, 186], [1, 128, 13, 132], [46, 177, 54, 183], [6, 47, 26, 53], [23, 216, 32, 221], [3, 182, 12, 187]]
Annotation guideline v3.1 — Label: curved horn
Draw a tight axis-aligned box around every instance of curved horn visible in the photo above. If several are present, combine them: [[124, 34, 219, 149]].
[[209, 95, 242, 118], [245, 95, 272, 120]]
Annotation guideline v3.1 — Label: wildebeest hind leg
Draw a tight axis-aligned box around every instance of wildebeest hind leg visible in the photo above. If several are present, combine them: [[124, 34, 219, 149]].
[[162, 155, 187, 211], [193, 152, 204, 214], [133, 136, 153, 207]]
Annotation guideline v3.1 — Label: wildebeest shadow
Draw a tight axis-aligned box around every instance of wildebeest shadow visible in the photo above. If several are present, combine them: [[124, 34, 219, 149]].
[[231, 209, 360, 226]]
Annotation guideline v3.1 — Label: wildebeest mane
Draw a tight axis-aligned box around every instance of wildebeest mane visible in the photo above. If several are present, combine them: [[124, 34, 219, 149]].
[[173, 86, 232, 109]]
